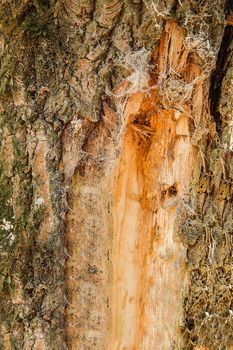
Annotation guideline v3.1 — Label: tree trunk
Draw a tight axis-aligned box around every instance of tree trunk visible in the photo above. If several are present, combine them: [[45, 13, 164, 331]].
[[0, 1, 232, 349]]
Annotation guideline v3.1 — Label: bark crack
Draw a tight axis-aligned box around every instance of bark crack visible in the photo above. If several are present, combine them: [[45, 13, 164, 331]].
[[209, 1, 233, 133]]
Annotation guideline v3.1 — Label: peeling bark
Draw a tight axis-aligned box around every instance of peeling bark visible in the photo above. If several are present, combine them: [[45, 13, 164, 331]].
[[0, 1, 232, 350]]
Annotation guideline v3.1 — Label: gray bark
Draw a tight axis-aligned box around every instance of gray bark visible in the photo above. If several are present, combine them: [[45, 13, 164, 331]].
[[0, 1, 232, 349]]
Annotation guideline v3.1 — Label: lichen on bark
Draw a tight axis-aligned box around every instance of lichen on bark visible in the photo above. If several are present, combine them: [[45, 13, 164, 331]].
[[0, 1, 232, 349]]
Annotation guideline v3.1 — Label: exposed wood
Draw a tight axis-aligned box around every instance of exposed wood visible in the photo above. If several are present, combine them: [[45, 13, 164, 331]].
[[0, 1, 232, 349]]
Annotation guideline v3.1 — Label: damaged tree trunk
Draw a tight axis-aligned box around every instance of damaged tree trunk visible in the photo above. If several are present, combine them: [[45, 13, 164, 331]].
[[0, 1, 232, 349]]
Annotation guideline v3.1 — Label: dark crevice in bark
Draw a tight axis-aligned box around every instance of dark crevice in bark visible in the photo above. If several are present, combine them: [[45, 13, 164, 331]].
[[209, 1, 233, 133], [170, 0, 180, 15]]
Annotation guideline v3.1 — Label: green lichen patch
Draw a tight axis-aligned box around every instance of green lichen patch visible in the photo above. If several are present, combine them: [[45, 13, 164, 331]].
[[0, 55, 15, 97], [17, 1, 55, 38], [0, 165, 14, 250], [21, 12, 50, 38]]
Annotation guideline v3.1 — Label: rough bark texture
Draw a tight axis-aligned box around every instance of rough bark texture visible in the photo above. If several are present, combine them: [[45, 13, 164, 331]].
[[0, 1, 232, 349]]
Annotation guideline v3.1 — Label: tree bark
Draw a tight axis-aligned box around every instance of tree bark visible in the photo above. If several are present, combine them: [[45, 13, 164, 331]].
[[0, 1, 232, 349]]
